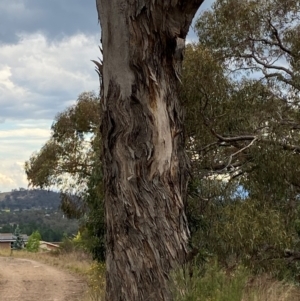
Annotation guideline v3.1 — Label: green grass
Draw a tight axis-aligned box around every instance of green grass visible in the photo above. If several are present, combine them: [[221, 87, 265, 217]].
[[170, 261, 300, 301], [171, 261, 248, 301]]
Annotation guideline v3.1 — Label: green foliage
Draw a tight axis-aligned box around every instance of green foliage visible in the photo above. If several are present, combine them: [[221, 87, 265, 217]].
[[0, 219, 75, 242], [86, 262, 106, 300], [13, 226, 24, 250], [25, 91, 101, 219], [181, 0, 300, 279], [24, 92, 104, 260], [83, 155, 105, 261], [26, 230, 41, 252], [59, 236, 78, 253], [171, 261, 249, 301], [184, 0, 300, 200], [217, 200, 288, 270]]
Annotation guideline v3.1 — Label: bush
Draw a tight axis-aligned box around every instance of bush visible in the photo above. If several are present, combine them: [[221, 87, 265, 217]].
[[170, 261, 249, 301], [26, 230, 41, 252], [190, 199, 292, 274]]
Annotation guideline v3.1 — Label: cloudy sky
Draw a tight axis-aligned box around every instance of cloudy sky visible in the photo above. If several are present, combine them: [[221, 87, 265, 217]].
[[0, 0, 213, 192]]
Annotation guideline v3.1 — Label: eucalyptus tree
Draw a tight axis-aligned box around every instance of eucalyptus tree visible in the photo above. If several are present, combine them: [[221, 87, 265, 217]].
[[186, 0, 300, 204], [182, 0, 300, 272], [25, 91, 105, 260], [25, 91, 101, 218], [95, 1, 204, 300]]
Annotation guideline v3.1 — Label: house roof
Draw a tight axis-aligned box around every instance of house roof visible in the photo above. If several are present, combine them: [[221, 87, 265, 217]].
[[0, 233, 28, 242], [0, 233, 14, 241], [39, 241, 59, 248]]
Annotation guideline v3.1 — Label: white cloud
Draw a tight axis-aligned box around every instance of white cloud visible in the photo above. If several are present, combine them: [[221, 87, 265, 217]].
[[13, 32, 98, 93], [0, 66, 14, 89], [0, 32, 100, 120], [0, 162, 28, 192], [0, 65, 30, 105], [0, 120, 53, 192], [0, 127, 50, 139], [0, 31, 100, 192]]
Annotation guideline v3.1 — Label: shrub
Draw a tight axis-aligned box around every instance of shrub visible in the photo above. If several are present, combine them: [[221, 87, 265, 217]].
[[170, 261, 249, 301], [26, 230, 41, 252]]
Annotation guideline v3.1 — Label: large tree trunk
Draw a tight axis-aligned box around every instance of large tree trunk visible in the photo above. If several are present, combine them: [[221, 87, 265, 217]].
[[96, 1, 204, 300]]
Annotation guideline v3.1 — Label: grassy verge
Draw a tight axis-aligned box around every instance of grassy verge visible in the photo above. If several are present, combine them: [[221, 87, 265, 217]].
[[0, 248, 91, 274], [243, 275, 300, 301], [170, 262, 300, 301], [1, 248, 299, 301]]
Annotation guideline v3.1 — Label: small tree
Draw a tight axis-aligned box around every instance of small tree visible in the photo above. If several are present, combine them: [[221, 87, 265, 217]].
[[26, 230, 41, 252], [13, 226, 24, 250]]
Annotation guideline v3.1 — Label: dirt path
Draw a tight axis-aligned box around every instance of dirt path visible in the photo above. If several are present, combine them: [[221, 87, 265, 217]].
[[0, 257, 86, 301]]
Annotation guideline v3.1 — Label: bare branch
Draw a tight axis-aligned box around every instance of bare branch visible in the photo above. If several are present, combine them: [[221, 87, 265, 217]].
[[263, 72, 300, 90], [210, 129, 256, 142], [248, 36, 292, 56], [179, 0, 205, 14], [221, 137, 258, 172], [202, 160, 244, 172], [267, 18, 294, 56], [240, 52, 293, 76]]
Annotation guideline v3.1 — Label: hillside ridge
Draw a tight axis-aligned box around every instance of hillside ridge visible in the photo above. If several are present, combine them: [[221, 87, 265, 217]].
[[0, 189, 78, 241], [0, 189, 61, 210]]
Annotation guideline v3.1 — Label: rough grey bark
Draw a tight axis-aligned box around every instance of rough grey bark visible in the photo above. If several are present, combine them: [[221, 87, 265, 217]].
[[96, 1, 204, 300]]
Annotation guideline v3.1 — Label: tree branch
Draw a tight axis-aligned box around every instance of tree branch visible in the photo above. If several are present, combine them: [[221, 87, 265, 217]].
[[220, 137, 258, 172], [240, 52, 293, 76], [179, 0, 205, 12], [170, 0, 205, 37], [210, 128, 256, 142], [247, 32, 292, 57], [263, 72, 300, 90], [267, 18, 294, 57]]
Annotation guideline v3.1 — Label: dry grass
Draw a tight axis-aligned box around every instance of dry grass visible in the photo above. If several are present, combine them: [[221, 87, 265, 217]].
[[0, 248, 92, 275], [171, 262, 300, 301], [243, 275, 300, 301]]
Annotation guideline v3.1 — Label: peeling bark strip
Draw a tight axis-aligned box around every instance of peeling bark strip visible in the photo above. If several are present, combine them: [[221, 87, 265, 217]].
[[96, 1, 204, 300]]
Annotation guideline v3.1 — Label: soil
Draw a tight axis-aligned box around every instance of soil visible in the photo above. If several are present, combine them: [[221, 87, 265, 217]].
[[0, 257, 86, 301]]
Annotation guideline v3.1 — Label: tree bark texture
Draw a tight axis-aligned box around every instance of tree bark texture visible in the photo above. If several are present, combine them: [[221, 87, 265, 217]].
[[96, 1, 204, 300]]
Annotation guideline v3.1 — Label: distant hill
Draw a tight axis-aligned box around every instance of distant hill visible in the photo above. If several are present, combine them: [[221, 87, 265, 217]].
[[0, 189, 78, 241], [0, 189, 61, 210]]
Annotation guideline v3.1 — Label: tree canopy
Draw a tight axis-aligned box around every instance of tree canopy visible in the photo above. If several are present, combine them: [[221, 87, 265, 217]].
[[25, 91, 101, 219], [25, 91, 104, 259], [182, 0, 300, 274], [183, 0, 300, 203]]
